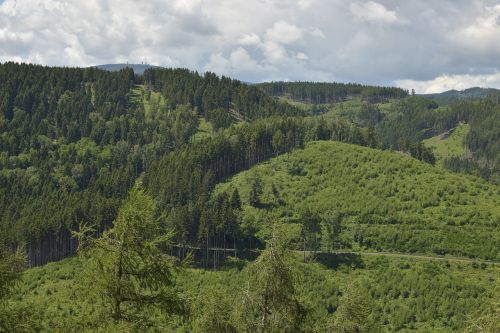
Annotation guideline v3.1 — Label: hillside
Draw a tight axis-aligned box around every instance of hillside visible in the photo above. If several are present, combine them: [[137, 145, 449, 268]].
[[8, 248, 500, 332], [1, 63, 499, 332], [422, 87, 500, 105], [4, 139, 500, 331], [0, 62, 304, 266], [215, 141, 500, 260], [423, 123, 469, 163], [256, 81, 408, 104]]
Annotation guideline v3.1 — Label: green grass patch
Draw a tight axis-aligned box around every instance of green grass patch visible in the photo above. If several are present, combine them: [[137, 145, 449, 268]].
[[129, 85, 166, 116], [423, 123, 470, 163]]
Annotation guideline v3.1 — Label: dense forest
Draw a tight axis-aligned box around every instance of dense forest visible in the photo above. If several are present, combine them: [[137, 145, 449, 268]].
[[0, 63, 209, 265], [256, 81, 408, 104], [1, 63, 499, 332], [144, 68, 305, 126]]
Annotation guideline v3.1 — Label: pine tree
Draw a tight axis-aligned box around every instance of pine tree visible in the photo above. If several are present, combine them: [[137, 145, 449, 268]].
[[74, 185, 187, 325], [193, 288, 238, 333], [249, 176, 263, 207], [238, 232, 306, 332]]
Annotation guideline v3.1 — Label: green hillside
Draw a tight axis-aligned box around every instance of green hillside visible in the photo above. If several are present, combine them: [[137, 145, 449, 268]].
[[9, 251, 499, 332], [1, 63, 499, 332], [215, 141, 500, 260], [423, 123, 469, 163]]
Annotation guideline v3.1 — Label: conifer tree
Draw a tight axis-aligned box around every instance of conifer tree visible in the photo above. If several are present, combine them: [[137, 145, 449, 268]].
[[74, 185, 187, 325], [239, 232, 306, 332]]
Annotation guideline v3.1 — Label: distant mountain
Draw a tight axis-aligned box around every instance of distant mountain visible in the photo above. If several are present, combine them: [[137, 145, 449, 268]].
[[95, 63, 160, 74], [421, 87, 500, 105]]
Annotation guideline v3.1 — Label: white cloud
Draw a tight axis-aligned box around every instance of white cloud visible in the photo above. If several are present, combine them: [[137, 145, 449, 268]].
[[350, 1, 401, 24], [309, 27, 326, 39], [396, 72, 500, 94], [261, 41, 288, 63], [0, 0, 499, 88], [296, 52, 309, 60], [298, 0, 315, 10], [265, 20, 303, 44], [237, 33, 261, 46], [451, 4, 500, 54]]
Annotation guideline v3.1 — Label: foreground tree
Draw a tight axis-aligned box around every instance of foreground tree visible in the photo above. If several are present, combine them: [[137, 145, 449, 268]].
[[328, 280, 375, 333], [239, 232, 306, 333], [75, 185, 187, 326], [0, 246, 24, 301]]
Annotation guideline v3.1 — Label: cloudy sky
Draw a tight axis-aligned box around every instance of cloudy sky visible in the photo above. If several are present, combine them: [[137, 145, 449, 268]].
[[1, 0, 500, 93]]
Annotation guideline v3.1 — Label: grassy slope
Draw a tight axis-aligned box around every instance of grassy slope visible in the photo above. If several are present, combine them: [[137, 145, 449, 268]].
[[129, 84, 165, 117], [423, 123, 470, 164], [215, 141, 500, 260], [11, 254, 499, 332]]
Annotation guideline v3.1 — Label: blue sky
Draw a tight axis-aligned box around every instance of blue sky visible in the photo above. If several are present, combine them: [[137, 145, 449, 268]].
[[1, 0, 500, 93]]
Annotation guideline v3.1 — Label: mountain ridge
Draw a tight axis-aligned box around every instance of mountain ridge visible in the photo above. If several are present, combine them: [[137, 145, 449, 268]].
[[94, 63, 160, 74], [421, 87, 500, 104]]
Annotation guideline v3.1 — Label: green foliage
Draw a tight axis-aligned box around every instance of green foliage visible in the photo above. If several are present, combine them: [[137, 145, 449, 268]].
[[238, 233, 306, 332], [463, 301, 500, 333], [257, 81, 408, 104], [74, 186, 187, 326], [9, 253, 500, 332], [249, 176, 263, 207], [0, 246, 25, 300], [0, 64, 199, 265], [192, 289, 238, 333], [328, 280, 375, 333], [1, 64, 499, 332], [143, 69, 305, 122], [216, 141, 500, 260], [0, 243, 43, 333], [423, 123, 469, 163]]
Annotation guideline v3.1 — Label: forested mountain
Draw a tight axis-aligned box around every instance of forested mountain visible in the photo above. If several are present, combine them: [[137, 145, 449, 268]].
[[144, 68, 305, 123], [1, 62, 499, 332], [422, 87, 500, 105], [0, 63, 143, 265], [0, 62, 305, 265], [266, 81, 500, 183], [3, 142, 499, 332]]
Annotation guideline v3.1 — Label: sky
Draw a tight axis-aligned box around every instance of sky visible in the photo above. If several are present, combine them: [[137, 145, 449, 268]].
[[1, 0, 500, 93]]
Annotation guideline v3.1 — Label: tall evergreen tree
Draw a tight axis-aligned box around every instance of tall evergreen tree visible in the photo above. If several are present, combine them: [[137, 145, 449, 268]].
[[238, 232, 306, 332]]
